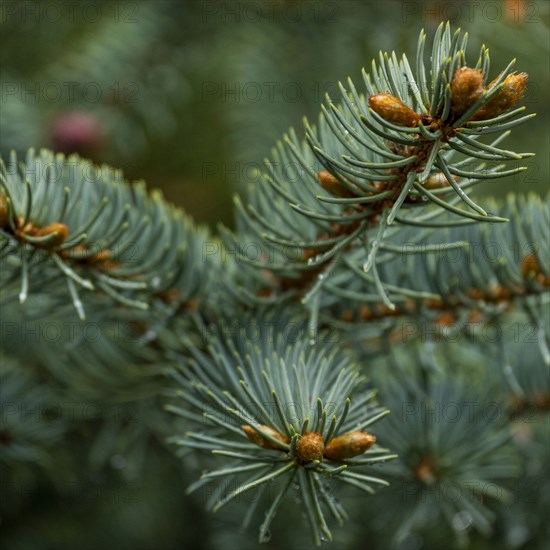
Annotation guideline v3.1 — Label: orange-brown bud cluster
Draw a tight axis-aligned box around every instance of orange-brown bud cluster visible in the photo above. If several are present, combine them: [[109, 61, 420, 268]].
[[295, 432, 325, 463], [324, 431, 377, 460], [450, 67, 485, 117], [368, 94, 421, 127], [471, 72, 528, 121], [241, 425, 288, 450], [242, 425, 379, 465], [362, 68, 526, 129]]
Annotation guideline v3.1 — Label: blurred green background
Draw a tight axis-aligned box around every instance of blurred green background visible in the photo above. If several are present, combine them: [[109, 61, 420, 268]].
[[1, 0, 548, 232], [1, 1, 548, 548]]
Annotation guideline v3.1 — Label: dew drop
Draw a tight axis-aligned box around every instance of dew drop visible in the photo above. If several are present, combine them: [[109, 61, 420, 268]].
[[421, 196, 429, 202], [318, 273, 326, 280]]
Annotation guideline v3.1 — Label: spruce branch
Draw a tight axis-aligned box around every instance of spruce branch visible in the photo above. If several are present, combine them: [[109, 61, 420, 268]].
[[1, 16, 547, 550], [165, 314, 394, 545], [501, 335, 550, 416], [227, 23, 534, 323], [367, 355, 521, 544], [319, 193, 549, 331], [0, 149, 212, 319]]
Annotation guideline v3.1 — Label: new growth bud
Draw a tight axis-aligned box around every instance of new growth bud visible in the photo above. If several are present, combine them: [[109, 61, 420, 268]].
[[472, 72, 528, 121], [241, 425, 288, 450], [424, 172, 459, 190], [295, 432, 325, 463], [317, 171, 355, 198], [32, 223, 69, 249], [324, 431, 377, 460], [414, 458, 438, 486], [450, 67, 485, 117], [368, 94, 421, 127]]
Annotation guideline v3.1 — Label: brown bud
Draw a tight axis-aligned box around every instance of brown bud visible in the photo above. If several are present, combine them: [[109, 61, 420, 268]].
[[521, 254, 540, 279], [241, 425, 288, 451], [155, 288, 182, 303], [436, 312, 457, 327], [414, 458, 437, 486], [425, 297, 444, 310], [359, 305, 372, 320], [472, 72, 528, 121], [183, 298, 201, 311], [532, 392, 550, 412], [467, 309, 484, 323], [521, 254, 550, 286], [368, 94, 421, 127], [317, 171, 355, 198], [424, 172, 459, 190], [257, 288, 275, 298], [489, 285, 513, 300], [323, 431, 376, 460], [450, 67, 484, 117], [340, 308, 354, 322], [295, 432, 325, 463], [16, 216, 33, 234], [65, 245, 112, 264], [32, 223, 69, 249], [92, 250, 112, 263], [98, 259, 122, 272], [0, 195, 8, 228], [468, 288, 487, 301], [128, 320, 148, 337]]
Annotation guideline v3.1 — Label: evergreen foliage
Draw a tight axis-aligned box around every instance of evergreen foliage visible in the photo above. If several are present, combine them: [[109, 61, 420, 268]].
[[1, 19, 548, 550], [226, 24, 536, 325], [166, 314, 393, 544]]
